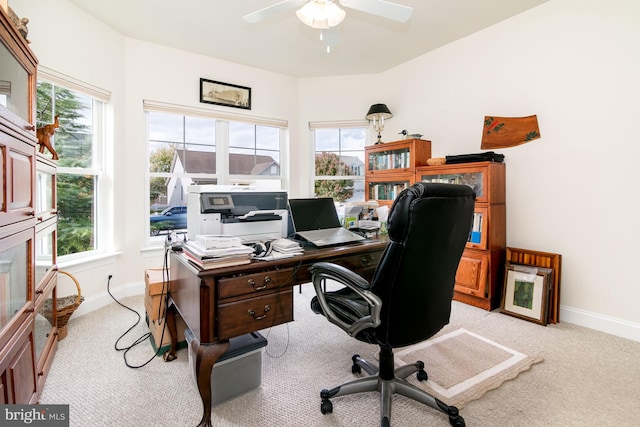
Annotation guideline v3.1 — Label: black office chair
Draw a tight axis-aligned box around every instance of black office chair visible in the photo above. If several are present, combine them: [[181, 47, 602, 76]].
[[310, 182, 475, 427]]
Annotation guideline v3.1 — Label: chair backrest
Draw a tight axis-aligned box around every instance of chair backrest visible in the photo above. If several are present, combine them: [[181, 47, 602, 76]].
[[370, 182, 476, 347]]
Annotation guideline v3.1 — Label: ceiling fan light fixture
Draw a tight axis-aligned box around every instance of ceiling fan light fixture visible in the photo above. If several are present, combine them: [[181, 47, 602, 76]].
[[296, 0, 346, 29]]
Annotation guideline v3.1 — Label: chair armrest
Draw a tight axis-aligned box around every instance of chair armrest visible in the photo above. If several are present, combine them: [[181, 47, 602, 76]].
[[310, 262, 382, 338]]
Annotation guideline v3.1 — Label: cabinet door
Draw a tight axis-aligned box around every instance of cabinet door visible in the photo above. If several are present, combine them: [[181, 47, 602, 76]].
[[0, 227, 34, 342], [366, 145, 412, 172], [366, 176, 412, 204], [35, 158, 57, 223], [34, 276, 57, 393], [0, 130, 35, 228], [455, 251, 489, 298], [35, 221, 56, 290], [416, 162, 505, 205], [466, 207, 488, 250], [365, 139, 431, 171], [0, 9, 38, 123], [0, 318, 37, 404]]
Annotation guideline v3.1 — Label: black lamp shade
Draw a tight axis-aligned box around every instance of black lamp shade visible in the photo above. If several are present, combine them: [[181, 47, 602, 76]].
[[366, 104, 393, 120]]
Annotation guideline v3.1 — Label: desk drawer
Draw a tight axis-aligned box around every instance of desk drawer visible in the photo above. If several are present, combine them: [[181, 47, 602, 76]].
[[218, 290, 293, 340], [218, 268, 295, 299], [297, 250, 384, 283], [341, 250, 384, 281]]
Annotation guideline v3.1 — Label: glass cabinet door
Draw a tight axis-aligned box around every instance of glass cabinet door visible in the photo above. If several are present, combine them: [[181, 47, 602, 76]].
[[368, 148, 411, 171], [420, 171, 484, 197], [0, 228, 33, 334], [34, 283, 55, 365], [467, 207, 488, 250], [0, 40, 30, 120], [35, 160, 56, 222], [367, 180, 410, 202], [35, 222, 56, 288]]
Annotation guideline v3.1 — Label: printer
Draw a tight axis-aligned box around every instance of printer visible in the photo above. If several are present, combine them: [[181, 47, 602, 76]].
[[187, 185, 289, 243]]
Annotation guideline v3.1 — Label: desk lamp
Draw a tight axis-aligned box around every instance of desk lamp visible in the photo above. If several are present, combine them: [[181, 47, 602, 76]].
[[366, 104, 393, 145]]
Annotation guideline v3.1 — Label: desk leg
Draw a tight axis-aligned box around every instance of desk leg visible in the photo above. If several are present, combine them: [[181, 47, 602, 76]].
[[163, 305, 178, 362], [191, 339, 230, 427]]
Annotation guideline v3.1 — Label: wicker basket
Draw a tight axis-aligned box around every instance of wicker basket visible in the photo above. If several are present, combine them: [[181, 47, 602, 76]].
[[43, 270, 84, 340]]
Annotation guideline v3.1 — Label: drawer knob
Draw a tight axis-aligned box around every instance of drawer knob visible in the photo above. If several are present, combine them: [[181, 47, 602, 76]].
[[248, 305, 270, 320], [248, 276, 271, 291], [361, 255, 375, 266]]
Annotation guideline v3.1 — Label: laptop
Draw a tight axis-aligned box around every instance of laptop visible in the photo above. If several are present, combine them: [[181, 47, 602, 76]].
[[288, 198, 365, 247]]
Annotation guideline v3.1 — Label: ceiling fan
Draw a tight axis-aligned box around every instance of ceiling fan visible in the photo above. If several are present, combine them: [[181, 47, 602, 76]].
[[243, 0, 413, 29]]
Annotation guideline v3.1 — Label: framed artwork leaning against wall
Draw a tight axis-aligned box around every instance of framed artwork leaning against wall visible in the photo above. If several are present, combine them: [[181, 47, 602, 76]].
[[501, 263, 552, 325]]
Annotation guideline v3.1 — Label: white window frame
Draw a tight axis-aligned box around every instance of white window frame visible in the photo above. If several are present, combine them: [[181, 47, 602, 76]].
[[37, 67, 113, 266], [309, 120, 369, 200], [144, 100, 289, 246]]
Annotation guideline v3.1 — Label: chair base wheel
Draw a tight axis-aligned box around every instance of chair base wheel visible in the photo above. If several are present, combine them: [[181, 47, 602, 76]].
[[448, 405, 465, 426], [450, 415, 465, 426], [320, 399, 333, 414]]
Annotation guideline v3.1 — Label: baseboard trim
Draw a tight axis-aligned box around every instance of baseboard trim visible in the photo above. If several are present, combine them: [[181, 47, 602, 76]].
[[73, 282, 145, 318], [560, 305, 640, 342]]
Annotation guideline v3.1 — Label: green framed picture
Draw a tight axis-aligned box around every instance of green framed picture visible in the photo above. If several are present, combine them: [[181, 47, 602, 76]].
[[501, 263, 551, 325]]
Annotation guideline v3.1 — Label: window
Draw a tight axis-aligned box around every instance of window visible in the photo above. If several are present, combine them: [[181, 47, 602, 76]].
[[148, 112, 216, 224], [36, 77, 108, 259], [229, 121, 280, 177], [146, 104, 287, 240], [312, 125, 367, 202]]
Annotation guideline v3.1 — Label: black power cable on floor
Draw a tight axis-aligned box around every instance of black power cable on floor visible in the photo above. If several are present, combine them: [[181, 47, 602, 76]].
[[108, 246, 172, 368]]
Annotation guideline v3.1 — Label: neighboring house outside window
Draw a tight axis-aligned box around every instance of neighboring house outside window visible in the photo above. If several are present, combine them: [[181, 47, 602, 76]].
[[146, 105, 286, 241]]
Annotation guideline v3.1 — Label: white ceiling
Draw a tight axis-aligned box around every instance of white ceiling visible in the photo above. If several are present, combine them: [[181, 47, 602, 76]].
[[66, 0, 549, 78]]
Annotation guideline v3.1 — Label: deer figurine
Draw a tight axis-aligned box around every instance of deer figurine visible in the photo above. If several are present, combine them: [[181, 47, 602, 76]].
[[36, 115, 60, 160]]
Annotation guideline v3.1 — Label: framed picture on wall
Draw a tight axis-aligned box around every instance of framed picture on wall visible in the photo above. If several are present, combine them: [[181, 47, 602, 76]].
[[199, 78, 251, 110], [501, 263, 552, 325]]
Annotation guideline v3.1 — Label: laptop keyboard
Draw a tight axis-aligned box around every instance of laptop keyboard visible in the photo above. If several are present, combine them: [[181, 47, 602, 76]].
[[301, 228, 350, 240]]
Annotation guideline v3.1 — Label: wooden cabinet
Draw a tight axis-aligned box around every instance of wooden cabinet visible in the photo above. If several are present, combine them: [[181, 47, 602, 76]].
[[415, 161, 506, 310], [0, 6, 57, 403], [364, 138, 431, 205], [34, 157, 58, 392]]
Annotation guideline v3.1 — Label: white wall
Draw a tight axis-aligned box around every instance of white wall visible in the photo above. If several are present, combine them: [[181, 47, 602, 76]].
[[299, 0, 640, 341], [12, 0, 640, 341], [13, 0, 299, 314]]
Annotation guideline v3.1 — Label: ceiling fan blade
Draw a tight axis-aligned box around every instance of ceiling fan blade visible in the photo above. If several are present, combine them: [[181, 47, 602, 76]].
[[339, 0, 413, 23], [243, 0, 307, 24]]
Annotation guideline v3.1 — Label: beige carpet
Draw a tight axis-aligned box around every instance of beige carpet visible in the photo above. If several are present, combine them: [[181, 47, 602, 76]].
[[40, 280, 640, 426], [395, 327, 543, 408]]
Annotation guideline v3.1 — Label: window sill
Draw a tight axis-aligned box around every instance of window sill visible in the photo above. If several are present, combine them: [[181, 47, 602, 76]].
[[58, 251, 123, 271], [141, 244, 170, 257]]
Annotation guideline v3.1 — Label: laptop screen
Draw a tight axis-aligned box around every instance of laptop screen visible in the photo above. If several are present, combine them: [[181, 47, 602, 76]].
[[289, 198, 342, 232]]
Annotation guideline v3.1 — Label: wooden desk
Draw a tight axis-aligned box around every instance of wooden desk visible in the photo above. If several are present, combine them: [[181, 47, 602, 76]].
[[166, 237, 388, 427]]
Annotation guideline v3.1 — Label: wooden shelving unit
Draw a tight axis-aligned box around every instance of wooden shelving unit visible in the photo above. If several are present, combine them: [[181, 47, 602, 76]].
[[364, 138, 432, 206], [415, 161, 506, 310], [0, 6, 58, 403]]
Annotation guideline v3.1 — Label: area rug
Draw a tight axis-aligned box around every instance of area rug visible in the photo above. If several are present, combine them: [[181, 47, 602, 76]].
[[395, 327, 543, 408]]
